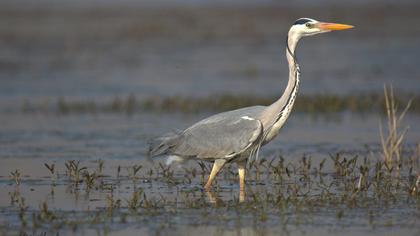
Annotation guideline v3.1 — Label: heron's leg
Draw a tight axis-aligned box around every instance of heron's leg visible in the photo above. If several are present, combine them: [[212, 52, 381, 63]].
[[237, 161, 246, 192], [237, 161, 246, 202], [204, 159, 226, 191]]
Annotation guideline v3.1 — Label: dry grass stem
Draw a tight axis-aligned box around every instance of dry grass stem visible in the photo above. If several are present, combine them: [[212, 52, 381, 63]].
[[379, 85, 412, 167]]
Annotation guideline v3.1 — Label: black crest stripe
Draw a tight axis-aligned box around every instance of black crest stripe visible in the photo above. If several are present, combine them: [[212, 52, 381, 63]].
[[294, 19, 311, 25]]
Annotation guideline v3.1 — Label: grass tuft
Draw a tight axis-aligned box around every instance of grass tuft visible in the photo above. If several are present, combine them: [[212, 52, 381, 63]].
[[379, 85, 412, 167]]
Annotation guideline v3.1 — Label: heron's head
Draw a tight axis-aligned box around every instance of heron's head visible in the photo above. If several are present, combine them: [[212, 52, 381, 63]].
[[289, 18, 354, 39]]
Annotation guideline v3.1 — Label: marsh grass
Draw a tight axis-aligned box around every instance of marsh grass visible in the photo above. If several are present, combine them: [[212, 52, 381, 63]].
[[10, 169, 21, 186], [379, 85, 412, 167], [64, 160, 87, 183], [2, 152, 420, 234], [44, 163, 55, 175], [20, 93, 420, 115], [127, 165, 142, 181], [82, 171, 97, 190]]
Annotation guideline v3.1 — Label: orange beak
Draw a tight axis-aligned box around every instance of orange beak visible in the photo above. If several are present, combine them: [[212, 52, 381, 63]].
[[316, 22, 354, 31]]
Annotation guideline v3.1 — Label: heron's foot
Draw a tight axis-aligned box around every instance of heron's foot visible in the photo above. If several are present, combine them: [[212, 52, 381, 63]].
[[205, 191, 218, 204], [239, 189, 245, 203], [203, 183, 212, 192]]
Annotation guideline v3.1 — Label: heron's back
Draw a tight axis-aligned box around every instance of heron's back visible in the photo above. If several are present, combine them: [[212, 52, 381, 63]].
[[149, 105, 266, 161]]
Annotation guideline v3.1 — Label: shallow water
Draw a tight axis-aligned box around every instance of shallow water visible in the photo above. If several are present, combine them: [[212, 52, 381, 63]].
[[0, 112, 419, 160], [0, 112, 419, 235], [1, 1, 420, 235]]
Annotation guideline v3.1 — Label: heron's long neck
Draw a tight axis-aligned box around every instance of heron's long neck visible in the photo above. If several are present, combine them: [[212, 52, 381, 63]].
[[261, 34, 300, 126]]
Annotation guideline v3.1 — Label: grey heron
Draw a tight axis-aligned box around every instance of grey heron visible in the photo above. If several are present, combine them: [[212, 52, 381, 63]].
[[149, 18, 353, 192]]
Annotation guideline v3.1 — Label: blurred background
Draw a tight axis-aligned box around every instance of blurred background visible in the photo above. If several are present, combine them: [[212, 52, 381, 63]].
[[0, 0, 419, 160], [1, 0, 420, 102], [1, 2, 420, 234]]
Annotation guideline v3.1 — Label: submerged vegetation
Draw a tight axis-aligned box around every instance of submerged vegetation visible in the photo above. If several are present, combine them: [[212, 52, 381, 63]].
[[1, 152, 420, 235], [20, 92, 420, 115]]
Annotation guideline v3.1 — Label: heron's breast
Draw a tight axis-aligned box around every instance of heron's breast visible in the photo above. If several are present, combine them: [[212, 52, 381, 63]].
[[263, 81, 300, 143], [264, 117, 285, 143]]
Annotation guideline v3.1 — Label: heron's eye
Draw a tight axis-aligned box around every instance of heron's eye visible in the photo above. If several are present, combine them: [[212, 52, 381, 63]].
[[305, 23, 313, 28]]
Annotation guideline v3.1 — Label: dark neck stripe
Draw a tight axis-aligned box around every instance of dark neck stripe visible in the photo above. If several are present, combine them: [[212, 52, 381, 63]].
[[275, 69, 299, 123], [286, 36, 298, 66], [273, 37, 300, 123]]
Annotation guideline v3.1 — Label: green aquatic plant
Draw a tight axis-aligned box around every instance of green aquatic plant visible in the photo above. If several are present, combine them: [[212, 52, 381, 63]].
[[356, 165, 370, 191], [409, 174, 420, 196], [44, 163, 55, 175], [127, 165, 142, 180], [83, 171, 97, 190], [9, 189, 20, 205], [126, 190, 141, 210], [10, 169, 21, 186], [96, 159, 104, 174], [65, 160, 87, 183], [44, 163, 56, 184], [117, 165, 121, 178], [2, 153, 420, 233], [18, 197, 27, 227], [38, 202, 56, 222], [106, 194, 121, 217], [158, 163, 175, 184], [330, 153, 358, 177]]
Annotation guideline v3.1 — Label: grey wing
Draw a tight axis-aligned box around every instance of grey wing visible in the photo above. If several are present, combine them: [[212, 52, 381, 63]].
[[148, 106, 266, 159], [171, 116, 263, 160]]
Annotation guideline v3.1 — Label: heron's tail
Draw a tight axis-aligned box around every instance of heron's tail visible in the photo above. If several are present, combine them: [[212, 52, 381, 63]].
[[147, 132, 180, 157]]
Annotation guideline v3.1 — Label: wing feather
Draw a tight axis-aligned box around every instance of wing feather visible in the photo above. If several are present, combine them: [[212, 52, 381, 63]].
[[172, 116, 263, 159], [149, 106, 266, 160]]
